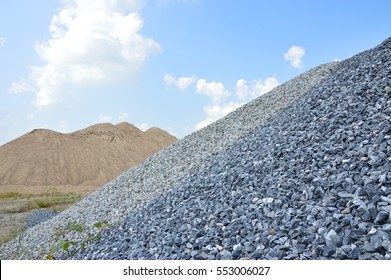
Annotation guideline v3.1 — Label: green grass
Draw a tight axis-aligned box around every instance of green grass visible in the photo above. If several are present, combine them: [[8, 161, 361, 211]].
[[33, 194, 83, 210], [0, 192, 35, 200], [0, 192, 85, 248], [34, 199, 51, 208], [1, 193, 83, 214], [0, 227, 24, 245], [0, 192, 23, 199]]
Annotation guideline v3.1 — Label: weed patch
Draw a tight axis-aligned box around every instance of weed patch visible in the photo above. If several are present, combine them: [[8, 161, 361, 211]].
[[0, 192, 23, 199], [46, 219, 110, 259], [0, 227, 24, 244]]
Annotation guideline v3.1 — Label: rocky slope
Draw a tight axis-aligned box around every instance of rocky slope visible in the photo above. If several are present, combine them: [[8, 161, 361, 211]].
[[0, 59, 338, 259], [2, 37, 390, 260], [73, 37, 391, 260]]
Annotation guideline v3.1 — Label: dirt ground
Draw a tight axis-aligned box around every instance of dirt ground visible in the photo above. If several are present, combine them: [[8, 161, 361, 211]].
[[0, 184, 97, 196], [0, 187, 87, 245]]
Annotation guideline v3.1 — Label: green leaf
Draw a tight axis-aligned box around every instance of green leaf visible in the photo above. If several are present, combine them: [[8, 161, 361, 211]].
[[94, 222, 102, 228], [60, 240, 75, 251], [60, 240, 69, 251], [67, 221, 84, 232], [49, 244, 55, 254]]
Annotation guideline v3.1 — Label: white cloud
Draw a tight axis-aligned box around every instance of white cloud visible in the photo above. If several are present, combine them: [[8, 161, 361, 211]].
[[236, 79, 249, 101], [195, 102, 243, 130], [177, 75, 279, 131], [99, 112, 130, 123], [236, 76, 279, 101], [0, 37, 5, 47], [164, 74, 197, 91], [284, 45, 305, 68], [31, 65, 66, 107], [13, 0, 161, 109], [194, 78, 235, 129], [9, 80, 33, 93], [174, 75, 197, 91], [163, 74, 175, 85], [194, 76, 278, 131], [195, 79, 231, 104], [191, 78, 243, 130], [252, 76, 280, 97], [99, 113, 113, 123], [137, 123, 150, 131]]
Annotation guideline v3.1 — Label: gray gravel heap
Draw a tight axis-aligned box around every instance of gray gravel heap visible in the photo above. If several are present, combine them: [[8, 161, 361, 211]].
[[0, 56, 337, 259], [24, 209, 59, 229], [74, 37, 391, 260]]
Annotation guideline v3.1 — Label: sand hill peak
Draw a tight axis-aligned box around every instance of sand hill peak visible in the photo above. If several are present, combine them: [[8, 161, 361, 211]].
[[0, 122, 176, 194]]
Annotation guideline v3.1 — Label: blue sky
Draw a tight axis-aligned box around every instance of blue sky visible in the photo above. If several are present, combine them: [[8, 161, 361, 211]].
[[0, 0, 390, 145]]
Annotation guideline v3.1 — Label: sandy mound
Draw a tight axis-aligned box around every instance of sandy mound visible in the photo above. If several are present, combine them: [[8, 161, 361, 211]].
[[0, 122, 176, 194]]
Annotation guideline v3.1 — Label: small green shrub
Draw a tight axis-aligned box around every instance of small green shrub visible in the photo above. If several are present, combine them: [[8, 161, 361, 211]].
[[34, 199, 50, 208], [67, 221, 83, 232], [46, 219, 110, 260], [60, 240, 76, 251], [94, 220, 109, 228]]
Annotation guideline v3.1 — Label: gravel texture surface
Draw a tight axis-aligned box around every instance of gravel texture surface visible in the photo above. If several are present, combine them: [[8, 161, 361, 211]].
[[5, 38, 390, 260], [24, 210, 59, 229], [0, 58, 337, 260], [73, 37, 391, 260]]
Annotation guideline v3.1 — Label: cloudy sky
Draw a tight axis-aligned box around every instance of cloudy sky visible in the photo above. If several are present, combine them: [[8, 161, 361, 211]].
[[0, 0, 390, 145]]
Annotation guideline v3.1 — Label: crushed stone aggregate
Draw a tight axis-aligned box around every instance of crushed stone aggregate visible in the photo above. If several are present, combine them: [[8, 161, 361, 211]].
[[2, 37, 390, 260]]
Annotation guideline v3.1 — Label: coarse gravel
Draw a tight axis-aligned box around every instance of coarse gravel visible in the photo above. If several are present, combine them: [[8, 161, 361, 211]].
[[24, 209, 59, 229], [0, 57, 338, 259], [73, 37, 391, 260]]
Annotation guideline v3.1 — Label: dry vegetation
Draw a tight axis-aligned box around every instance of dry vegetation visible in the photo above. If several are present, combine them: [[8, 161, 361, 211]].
[[0, 186, 85, 245]]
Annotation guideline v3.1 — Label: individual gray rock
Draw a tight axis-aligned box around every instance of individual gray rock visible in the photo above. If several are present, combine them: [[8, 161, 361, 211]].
[[368, 227, 377, 235], [338, 192, 354, 198], [382, 240, 391, 252], [370, 235, 384, 252], [363, 243, 376, 253], [325, 229, 341, 247], [374, 211, 390, 224], [323, 245, 336, 257]]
